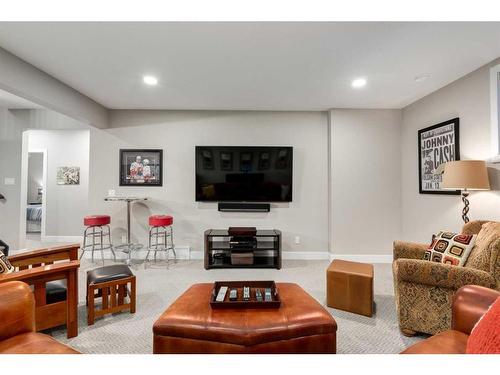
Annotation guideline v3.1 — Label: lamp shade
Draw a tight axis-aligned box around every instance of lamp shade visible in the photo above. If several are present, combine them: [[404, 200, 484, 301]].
[[442, 160, 490, 190]]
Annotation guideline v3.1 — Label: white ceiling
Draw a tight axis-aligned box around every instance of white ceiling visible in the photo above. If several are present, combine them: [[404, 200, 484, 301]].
[[0, 88, 43, 109], [0, 22, 499, 111]]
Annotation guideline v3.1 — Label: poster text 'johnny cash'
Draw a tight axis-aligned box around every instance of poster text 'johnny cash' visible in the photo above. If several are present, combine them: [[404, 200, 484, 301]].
[[421, 124, 456, 190]]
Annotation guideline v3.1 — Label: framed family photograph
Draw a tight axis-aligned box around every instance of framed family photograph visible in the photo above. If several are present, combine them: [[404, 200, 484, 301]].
[[418, 118, 460, 195], [119, 149, 163, 186]]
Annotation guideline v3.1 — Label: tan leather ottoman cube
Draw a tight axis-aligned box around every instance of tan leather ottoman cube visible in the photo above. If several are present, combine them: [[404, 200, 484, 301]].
[[326, 259, 374, 317], [153, 283, 337, 354]]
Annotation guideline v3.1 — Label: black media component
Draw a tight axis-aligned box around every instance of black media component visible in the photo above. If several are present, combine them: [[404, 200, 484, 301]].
[[255, 289, 263, 302], [264, 288, 272, 302], [218, 202, 271, 212], [229, 289, 238, 301]]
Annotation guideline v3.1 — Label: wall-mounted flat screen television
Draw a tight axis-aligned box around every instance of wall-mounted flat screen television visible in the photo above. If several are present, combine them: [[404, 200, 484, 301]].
[[195, 146, 293, 202]]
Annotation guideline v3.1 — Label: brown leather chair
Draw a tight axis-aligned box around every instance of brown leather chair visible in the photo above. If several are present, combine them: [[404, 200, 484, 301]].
[[1, 244, 80, 338], [0, 281, 79, 354], [401, 285, 499, 354]]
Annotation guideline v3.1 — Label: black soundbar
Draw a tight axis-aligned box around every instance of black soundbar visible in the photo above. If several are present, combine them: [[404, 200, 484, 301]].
[[218, 202, 270, 212]]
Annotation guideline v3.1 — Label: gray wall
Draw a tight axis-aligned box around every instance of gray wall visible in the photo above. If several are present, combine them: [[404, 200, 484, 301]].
[[0, 108, 88, 248], [401, 59, 500, 242], [26, 129, 90, 237], [89, 110, 330, 254], [0, 109, 27, 247], [329, 109, 402, 257]]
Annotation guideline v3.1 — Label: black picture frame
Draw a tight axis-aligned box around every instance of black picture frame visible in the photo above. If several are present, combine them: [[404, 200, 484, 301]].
[[220, 151, 233, 171], [239, 152, 253, 172], [418, 118, 460, 195], [201, 148, 214, 170], [258, 151, 271, 170], [119, 149, 163, 187], [275, 148, 289, 169]]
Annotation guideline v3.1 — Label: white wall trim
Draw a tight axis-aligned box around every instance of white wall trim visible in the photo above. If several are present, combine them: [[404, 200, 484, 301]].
[[329, 253, 392, 263], [42, 235, 83, 243], [83, 245, 191, 260], [283, 251, 330, 260], [490, 63, 500, 162], [191, 250, 331, 261]]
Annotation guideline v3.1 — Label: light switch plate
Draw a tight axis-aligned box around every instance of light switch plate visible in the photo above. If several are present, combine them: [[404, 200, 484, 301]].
[[4, 178, 15, 185]]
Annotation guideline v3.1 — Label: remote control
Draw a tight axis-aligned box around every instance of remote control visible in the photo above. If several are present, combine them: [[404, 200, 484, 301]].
[[243, 286, 250, 301], [255, 289, 263, 302], [264, 288, 272, 302], [216, 286, 228, 302], [229, 289, 238, 301]]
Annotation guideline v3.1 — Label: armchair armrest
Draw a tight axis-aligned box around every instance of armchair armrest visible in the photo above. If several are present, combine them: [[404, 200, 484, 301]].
[[0, 260, 80, 284], [0, 281, 35, 341], [8, 244, 79, 268], [452, 285, 500, 335], [393, 240, 428, 260], [393, 258, 496, 290]]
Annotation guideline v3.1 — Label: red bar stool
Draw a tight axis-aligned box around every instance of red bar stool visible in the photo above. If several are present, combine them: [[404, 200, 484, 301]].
[[146, 215, 176, 262], [80, 215, 116, 263]]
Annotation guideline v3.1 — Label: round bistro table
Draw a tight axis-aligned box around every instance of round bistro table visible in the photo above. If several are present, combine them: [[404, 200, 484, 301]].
[[104, 196, 148, 264]]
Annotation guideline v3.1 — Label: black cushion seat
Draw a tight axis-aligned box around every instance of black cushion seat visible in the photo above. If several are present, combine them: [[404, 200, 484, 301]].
[[87, 264, 133, 285], [46, 280, 67, 304]]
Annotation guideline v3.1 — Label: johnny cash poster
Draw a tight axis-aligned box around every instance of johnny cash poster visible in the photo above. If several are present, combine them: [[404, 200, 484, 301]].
[[418, 118, 460, 194]]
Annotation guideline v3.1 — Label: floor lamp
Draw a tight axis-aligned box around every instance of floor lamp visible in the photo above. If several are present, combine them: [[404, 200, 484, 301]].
[[441, 160, 490, 223]]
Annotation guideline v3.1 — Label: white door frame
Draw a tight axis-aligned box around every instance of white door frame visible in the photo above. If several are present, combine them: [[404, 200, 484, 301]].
[[19, 130, 47, 247]]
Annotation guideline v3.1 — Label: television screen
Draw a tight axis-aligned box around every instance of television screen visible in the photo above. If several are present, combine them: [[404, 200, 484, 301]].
[[195, 146, 293, 202]]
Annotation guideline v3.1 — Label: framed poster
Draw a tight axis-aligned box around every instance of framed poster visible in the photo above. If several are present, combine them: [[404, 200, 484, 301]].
[[119, 149, 163, 186], [418, 118, 460, 195]]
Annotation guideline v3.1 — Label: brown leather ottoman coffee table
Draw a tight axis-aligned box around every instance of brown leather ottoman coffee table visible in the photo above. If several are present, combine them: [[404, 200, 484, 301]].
[[326, 259, 374, 317], [153, 282, 337, 354]]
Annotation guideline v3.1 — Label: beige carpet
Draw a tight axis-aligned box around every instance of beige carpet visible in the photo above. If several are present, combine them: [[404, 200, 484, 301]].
[[45, 258, 423, 354]]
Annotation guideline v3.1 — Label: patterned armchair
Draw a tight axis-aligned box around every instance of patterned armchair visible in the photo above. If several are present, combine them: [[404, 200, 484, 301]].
[[392, 220, 500, 336]]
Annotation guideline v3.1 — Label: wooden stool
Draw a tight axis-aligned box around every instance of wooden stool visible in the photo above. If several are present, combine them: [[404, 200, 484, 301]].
[[326, 259, 374, 317], [86, 265, 136, 325]]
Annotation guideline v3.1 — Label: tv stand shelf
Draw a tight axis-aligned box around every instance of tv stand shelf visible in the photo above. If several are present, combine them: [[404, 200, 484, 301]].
[[204, 229, 282, 270]]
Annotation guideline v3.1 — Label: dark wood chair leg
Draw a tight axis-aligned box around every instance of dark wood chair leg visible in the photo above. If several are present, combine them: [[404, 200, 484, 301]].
[[67, 268, 78, 338], [88, 285, 95, 325], [130, 277, 136, 314]]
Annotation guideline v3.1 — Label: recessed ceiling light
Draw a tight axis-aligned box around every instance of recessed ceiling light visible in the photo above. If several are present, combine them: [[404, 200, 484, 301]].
[[351, 78, 367, 88], [143, 75, 158, 86], [414, 75, 430, 83]]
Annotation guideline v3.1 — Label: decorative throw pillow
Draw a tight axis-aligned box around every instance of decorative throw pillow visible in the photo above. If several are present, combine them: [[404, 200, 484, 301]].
[[423, 231, 477, 266], [466, 297, 500, 354], [0, 250, 14, 274]]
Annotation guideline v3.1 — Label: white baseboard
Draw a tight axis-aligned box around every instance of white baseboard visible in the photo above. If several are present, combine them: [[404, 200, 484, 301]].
[[189, 250, 204, 260], [282, 251, 330, 260], [329, 254, 392, 263], [191, 251, 330, 261], [42, 235, 82, 243], [82, 245, 191, 260]]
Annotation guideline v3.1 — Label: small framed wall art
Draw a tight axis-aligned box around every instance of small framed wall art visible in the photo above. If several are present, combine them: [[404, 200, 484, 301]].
[[119, 149, 163, 186], [57, 167, 80, 185], [418, 118, 460, 195]]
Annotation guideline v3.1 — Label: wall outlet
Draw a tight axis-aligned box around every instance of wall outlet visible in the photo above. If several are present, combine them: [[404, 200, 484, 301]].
[[294, 236, 301, 244]]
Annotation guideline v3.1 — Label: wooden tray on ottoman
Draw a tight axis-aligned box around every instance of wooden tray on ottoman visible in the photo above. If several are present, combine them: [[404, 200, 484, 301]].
[[210, 280, 281, 309]]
